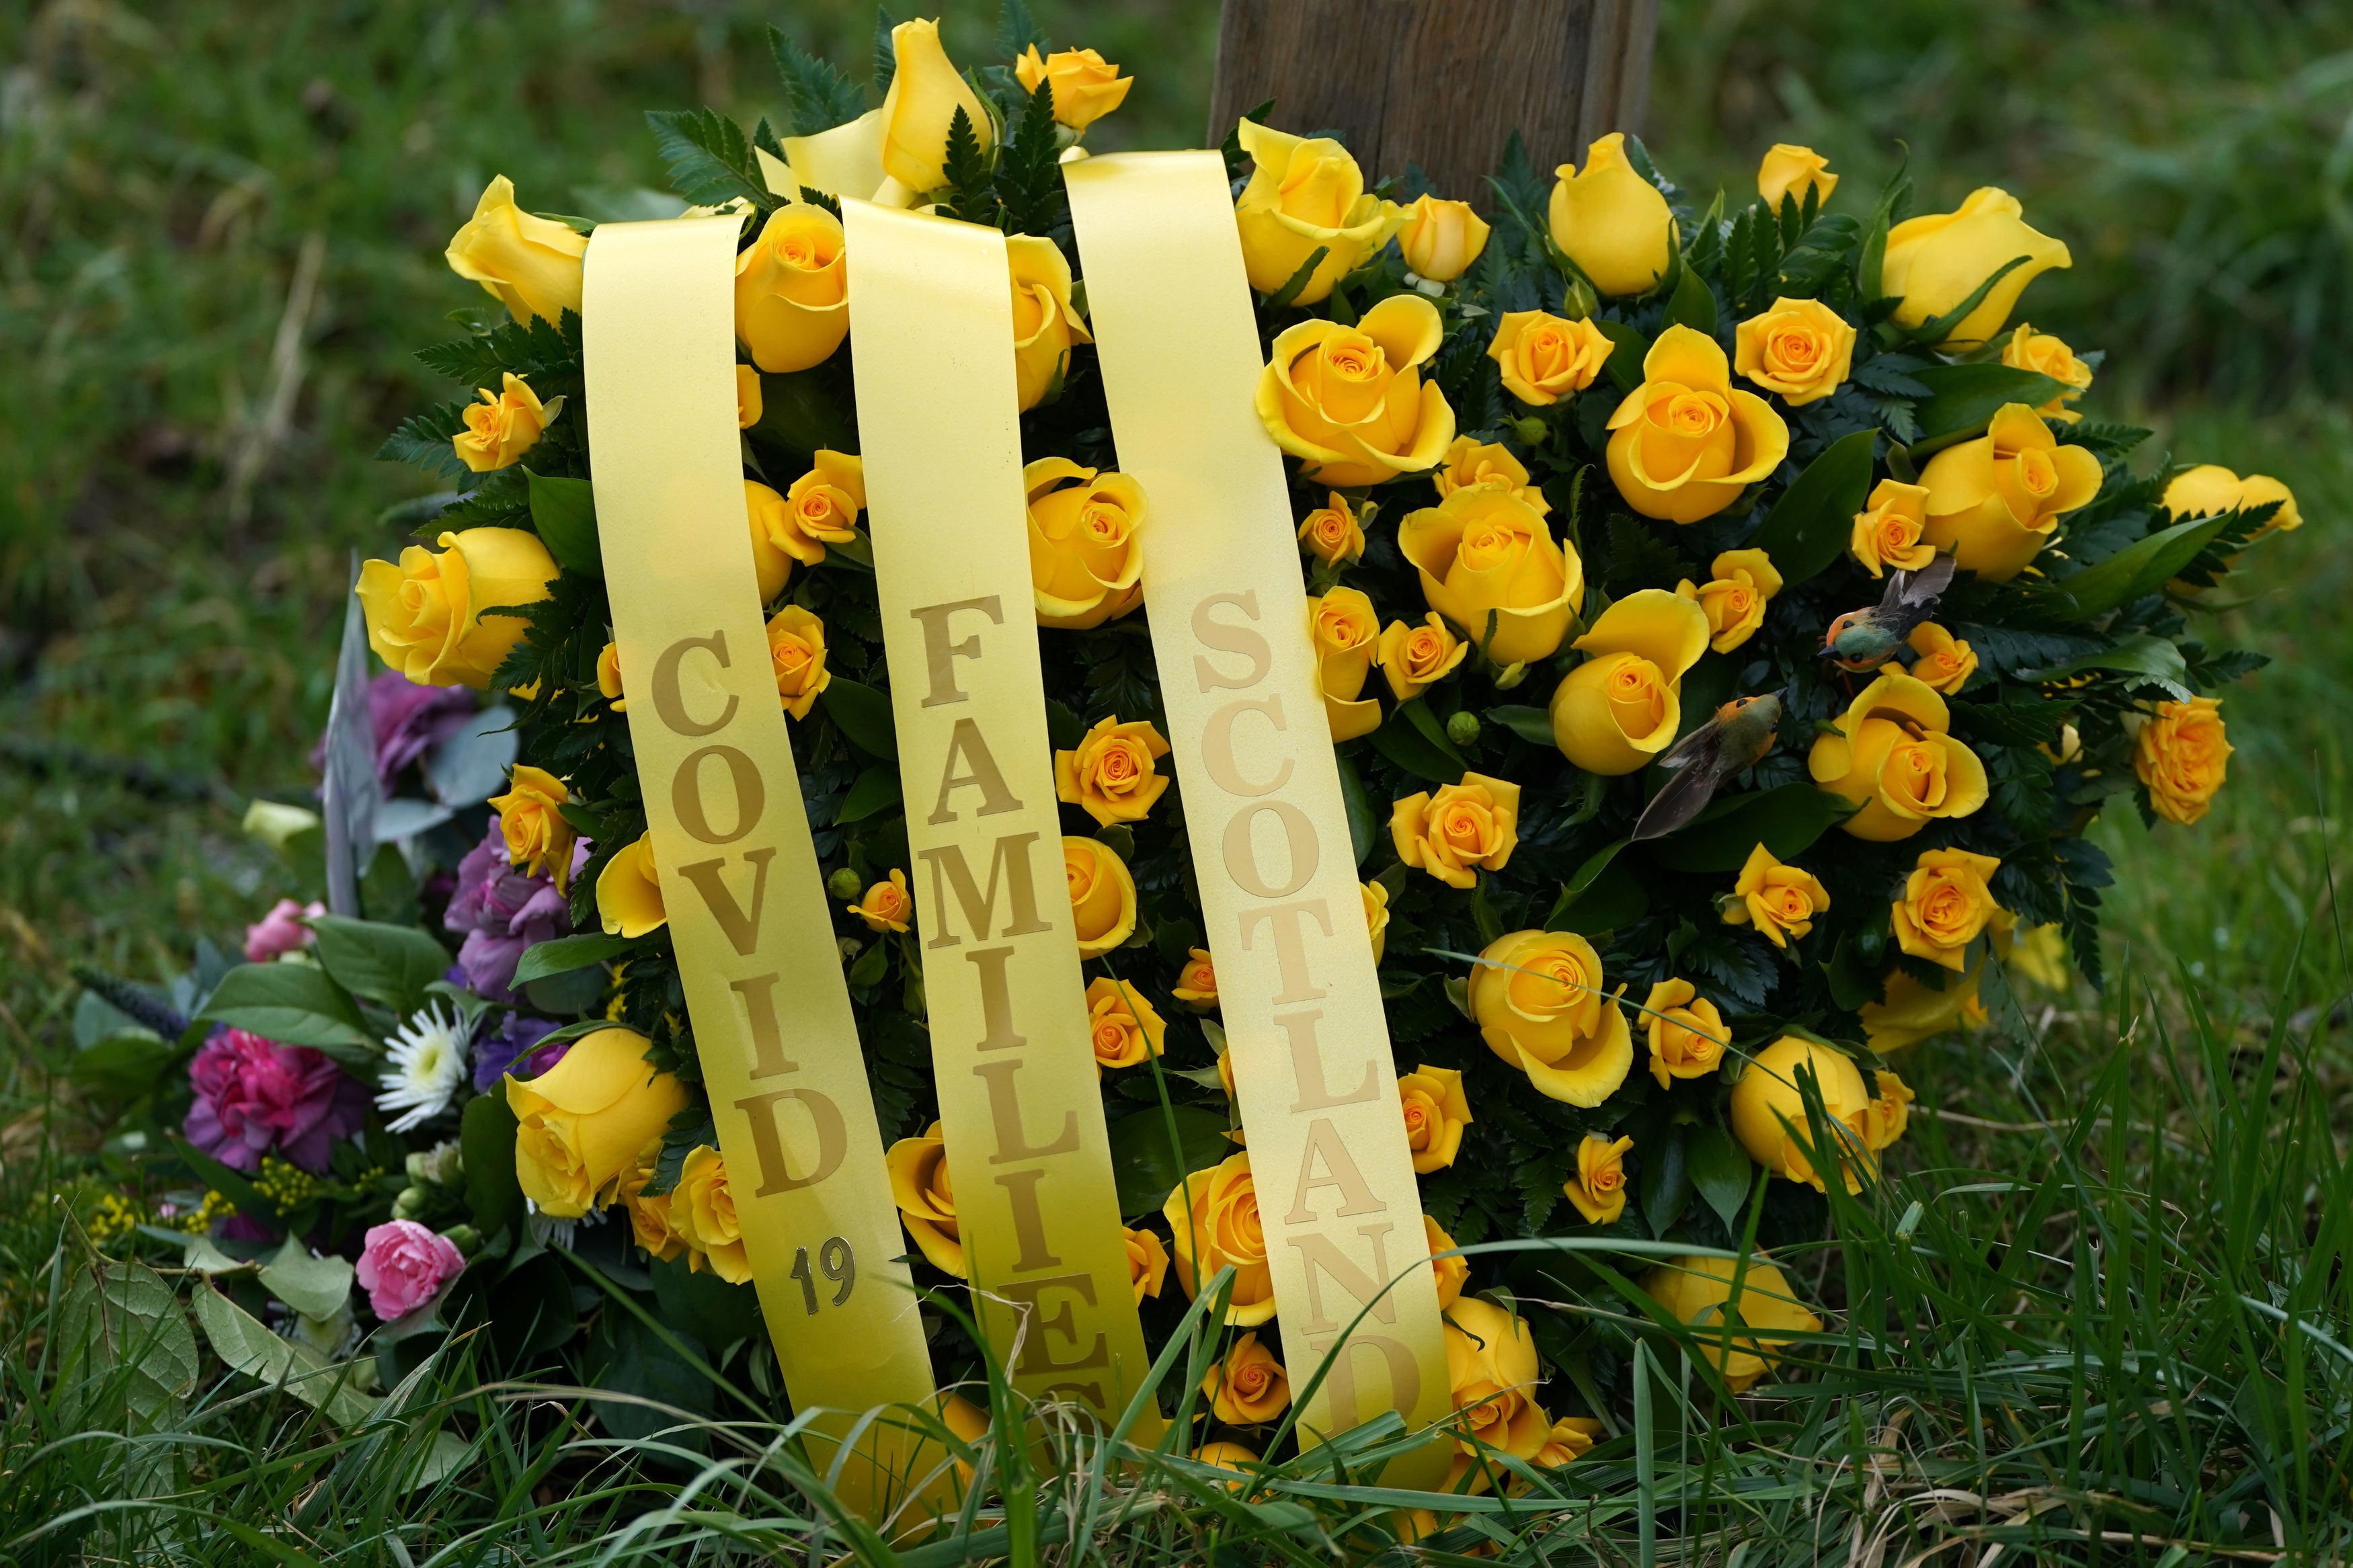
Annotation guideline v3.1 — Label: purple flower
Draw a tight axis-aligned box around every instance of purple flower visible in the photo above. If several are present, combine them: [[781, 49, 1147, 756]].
[[184, 1028, 369, 1173], [311, 669, 476, 794], [444, 826, 588, 1002], [473, 1014, 572, 1091]]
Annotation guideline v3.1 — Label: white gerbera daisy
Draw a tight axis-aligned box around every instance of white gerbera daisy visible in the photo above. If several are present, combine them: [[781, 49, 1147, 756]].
[[376, 1003, 472, 1133]]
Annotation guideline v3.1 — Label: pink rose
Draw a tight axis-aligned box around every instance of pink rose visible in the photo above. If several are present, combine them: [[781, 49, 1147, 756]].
[[245, 899, 325, 962], [356, 1219, 467, 1320]]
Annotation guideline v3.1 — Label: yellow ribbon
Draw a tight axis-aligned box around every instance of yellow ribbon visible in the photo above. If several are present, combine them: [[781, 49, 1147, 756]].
[[1064, 153, 1453, 1479], [581, 216, 939, 1515], [842, 198, 1160, 1432]]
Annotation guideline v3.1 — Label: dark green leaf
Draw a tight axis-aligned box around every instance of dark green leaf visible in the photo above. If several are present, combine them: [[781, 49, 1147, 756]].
[[2018, 632, 2190, 696], [1396, 698, 1470, 774], [1266, 245, 1330, 308], [461, 1091, 524, 1239], [1648, 782, 1857, 873], [1107, 1105, 1232, 1220], [645, 108, 772, 211], [1907, 364, 2072, 455], [376, 401, 473, 481], [651, 1251, 763, 1351], [1544, 838, 1649, 936], [307, 916, 450, 1020], [194, 963, 372, 1059], [1640, 1125, 1691, 1237], [1486, 704, 1555, 745], [1593, 318, 1648, 393], [1335, 750, 1376, 868], [1749, 427, 1877, 585], [994, 0, 1045, 57], [748, 367, 859, 460], [820, 678, 900, 759], [768, 26, 865, 137], [524, 469, 601, 577], [836, 765, 904, 824], [512, 932, 641, 988], [1365, 707, 1465, 784], [1663, 267, 1717, 334], [2038, 514, 2234, 622], [1687, 1124, 1753, 1230]]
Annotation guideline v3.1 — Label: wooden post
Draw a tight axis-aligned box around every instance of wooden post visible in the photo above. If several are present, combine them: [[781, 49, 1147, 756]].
[[1206, 0, 1659, 208]]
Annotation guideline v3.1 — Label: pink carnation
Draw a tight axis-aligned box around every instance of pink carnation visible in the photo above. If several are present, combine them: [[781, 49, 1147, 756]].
[[184, 1028, 368, 1173], [245, 899, 325, 962], [356, 1219, 466, 1320]]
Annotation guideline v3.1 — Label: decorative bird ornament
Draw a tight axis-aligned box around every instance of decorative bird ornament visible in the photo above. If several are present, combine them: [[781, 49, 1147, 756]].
[[1632, 691, 1784, 841], [1821, 552, 1958, 672]]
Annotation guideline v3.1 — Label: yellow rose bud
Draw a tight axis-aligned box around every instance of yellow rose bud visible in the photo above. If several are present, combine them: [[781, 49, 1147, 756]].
[[1642, 977, 1726, 1089], [1732, 296, 1856, 406], [617, 1148, 685, 1263], [877, 18, 992, 194], [445, 175, 586, 326], [1905, 621, 1977, 695], [1862, 959, 1987, 1053], [1397, 1064, 1472, 1174], [1563, 1132, 1634, 1225], [1443, 1296, 1548, 1459], [1396, 194, 1491, 283], [1533, 1416, 1604, 1473], [1859, 1069, 1916, 1151], [1757, 144, 1837, 209], [1232, 119, 1402, 304], [1808, 671, 1990, 840], [596, 831, 667, 938], [1164, 1151, 1275, 1325], [1308, 585, 1382, 741], [1026, 458, 1145, 629], [670, 1146, 752, 1284], [1487, 310, 1613, 407], [848, 868, 913, 934], [1055, 714, 1171, 827], [1203, 1331, 1290, 1424], [1918, 404, 2102, 580], [1363, 879, 1391, 964], [1605, 325, 1791, 524], [1720, 843, 1830, 949], [1295, 491, 1365, 565], [1125, 1224, 1170, 1303], [2133, 696, 2231, 825], [505, 1026, 688, 1219], [1257, 294, 1455, 487], [1674, 547, 1783, 654], [887, 1120, 965, 1276], [1640, 1253, 1823, 1393], [2163, 465, 2301, 535], [1548, 589, 1711, 775], [357, 526, 557, 690], [596, 641, 627, 712], [1433, 436, 1550, 515], [1170, 946, 1218, 1010], [1009, 235, 1092, 412], [1548, 132, 1677, 297], [1891, 847, 2003, 971], [764, 604, 832, 720], [1849, 478, 1936, 578], [1378, 613, 1469, 702], [1999, 323, 2093, 421], [733, 203, 850, 374], [735, 364, 762, 429], [1084, 976, 1164, 1075], [1397, 489, 1582, 664], [487, 764, 574, 889], [452, 372, 548, 472], [1730, 1036, 1875, 1192], [1064, 835, 1138, 959], [1425, 1213, 1468, 1309], [1012, 44, 1132, 132], [1469, 928, 1632, 1106], [1882, 186, 2071, 345], [1392, 771, 1521, 889]]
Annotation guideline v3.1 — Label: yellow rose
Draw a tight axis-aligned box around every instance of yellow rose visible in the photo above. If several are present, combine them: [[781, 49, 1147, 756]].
[[1548, 132, 1676, 297], [764, 604, 832, 720], [1849, 478, 1936, 578], [1606, 326, 1791, 524], [444, 175, 586, 326], [1549, 589, 1711, 775], [1890, 848, 2001, 970], [1862, 959, 1985, 1052], [780, 451, 865, 569], [1808, 671, 1990, 840], [358, 527, 558, 690], [1012, 44, 1131, 132], [1425, 1214, 1468, 1309], [1883, 187, 2071, 345], [1905, 622, 1977, 695], [735, 364, 762, 429], [848, 868, 913, 934], [1858, 1069, 1915, 1152], [1443, 1296, 1548, 1460], [1532, 1416, 1604, 1473], [1125, 1225, 1170, 1303], [1055, 715, 1171, 827], [596, 641, 627, 712], [1999, 323, 2093, 421], [487, 764, 573, 888], [1296, 490, 1365, 566], [1363, 879, 1391, 964], [1397, 1064, 1472, 1174], [596, 831, 666, 938], [1918, 403, 2102, 580], [1064, 836, 1137, 959], [1308, 585, 1382, 741], [617, 1149, 684, 1264], [1720, 843, 1830, 949], [669, 1146, 751, 1284], [1730, 1036, 1875, 1192], [1641, 1254, 1823, 1393], [1192, 1441, 1261, 1483], [1469, 928, 1633, 1106], [1757, 144, 1837, 209], [1164, 1151, 1275, 1325], [1675, 548, 1783, 654], [1008, 234, 1092, 412], [1378, 613, 1469, 702], [1732, 297, 1855, 406], [2163, 465, 2301, 534], [1396, 194, 1491, 284], [1433, 436, 1550, 515], [505, 1026, 688, 1219], [1259, 294, 1453, 487], [887, 1120, 965, 1277], [1392, 772, 1521, 889], [1171, 946, 1218, 1010], [1563, 1132, 1634, 1225], [1232, 119, 1402, 303], [1397, 489, 1581, 664], [1026, 458, 1145, 629], [733, 204, 849, 374], [1486, 311, 1613, 407], [452, 372, 548, 472], [877, 18, 992, 194], [1203, 1331, 1289, 1424], [1642, 977, 1726, 1089], [2133, 696, 2231, 825], [1085, 977, 1164, 1074]]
